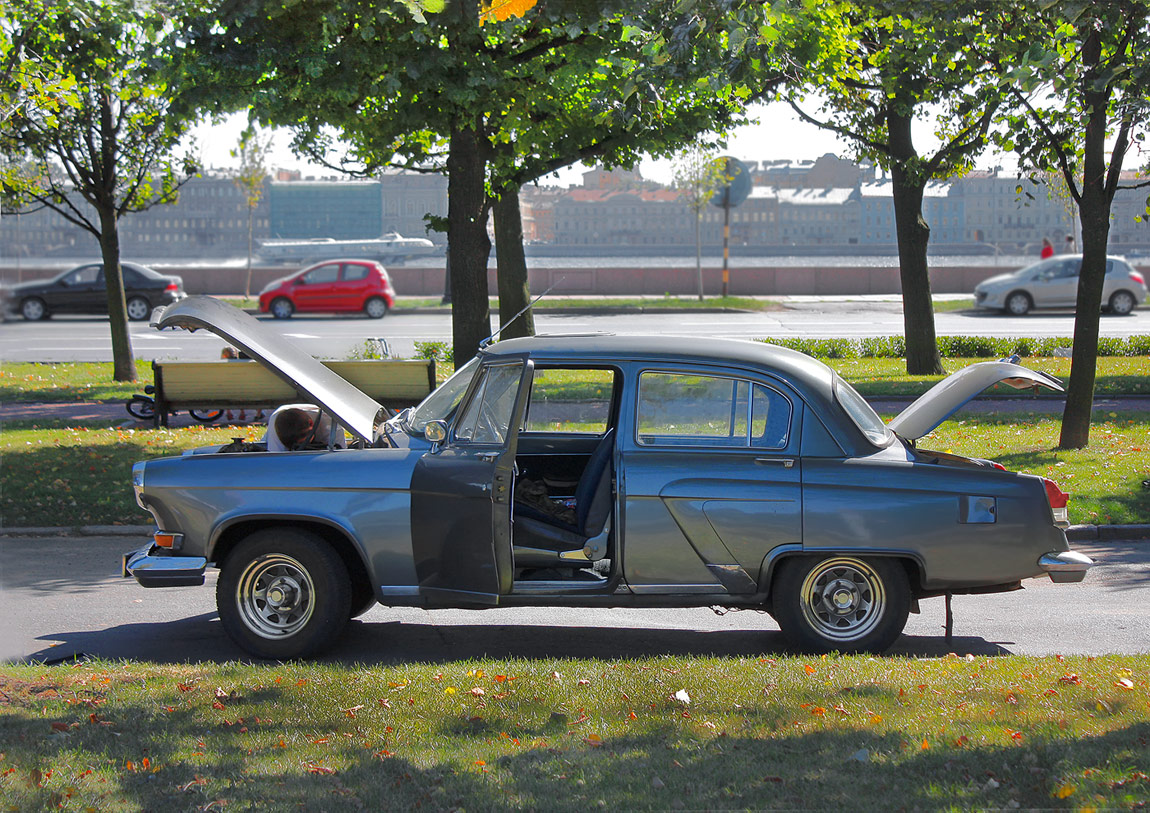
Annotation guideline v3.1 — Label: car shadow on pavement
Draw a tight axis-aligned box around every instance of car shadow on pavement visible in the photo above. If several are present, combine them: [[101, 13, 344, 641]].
[[13, 616, 1010, 667]]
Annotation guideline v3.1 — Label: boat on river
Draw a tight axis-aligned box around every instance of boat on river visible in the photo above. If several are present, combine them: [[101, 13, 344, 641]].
[[256, 233, 439, 265]]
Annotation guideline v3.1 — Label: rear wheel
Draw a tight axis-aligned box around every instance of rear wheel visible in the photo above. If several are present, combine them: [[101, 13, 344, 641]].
[[363, 296, 389, 319], [126, 296, 151, 321], [772, 555, 910, 654], [270, 298, 294, 319], [1108, 290, 1137, 316], [20, 297, 47, 321], [126, 395, 155, 421], [189, 408, 223, 423], [1004, 291, 1032, 316], [216, 528, 351, 659]]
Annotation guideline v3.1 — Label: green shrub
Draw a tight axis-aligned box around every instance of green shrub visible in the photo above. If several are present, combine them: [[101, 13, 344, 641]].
[[414, 340, 454, 366], [757, 335, 1148, 359]]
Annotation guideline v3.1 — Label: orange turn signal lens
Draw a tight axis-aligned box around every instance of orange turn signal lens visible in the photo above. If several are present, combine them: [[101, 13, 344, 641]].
[[153, 532, 182, 549]]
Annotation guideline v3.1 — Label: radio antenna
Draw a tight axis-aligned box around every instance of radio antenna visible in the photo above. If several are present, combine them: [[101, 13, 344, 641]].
[[479, 277, 563, 349]]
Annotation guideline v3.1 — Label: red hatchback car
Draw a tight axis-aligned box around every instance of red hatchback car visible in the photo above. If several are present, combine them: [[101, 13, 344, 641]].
[[258, 260, 396, 319]]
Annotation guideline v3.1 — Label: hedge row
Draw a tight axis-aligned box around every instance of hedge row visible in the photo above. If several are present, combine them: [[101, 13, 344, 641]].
[[758, 335, 1150, 359], [403, 335, 1149, 364]]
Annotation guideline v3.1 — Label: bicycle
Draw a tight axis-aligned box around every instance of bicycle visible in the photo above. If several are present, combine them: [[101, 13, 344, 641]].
[[125, 385, 222, 424]]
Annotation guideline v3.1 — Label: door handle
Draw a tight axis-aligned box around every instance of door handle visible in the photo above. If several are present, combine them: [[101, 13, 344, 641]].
[[476, 451, 499, 462], [755, 457, 794, 468]]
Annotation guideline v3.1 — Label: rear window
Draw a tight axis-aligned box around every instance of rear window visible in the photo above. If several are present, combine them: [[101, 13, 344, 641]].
[[834, 376, 891, 446]]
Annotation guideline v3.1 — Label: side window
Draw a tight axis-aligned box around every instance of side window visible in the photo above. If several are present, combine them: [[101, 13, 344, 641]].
[[454, 363, 523, 445], [637, 372, 791, 448], [342, 264, 369, 281], [524, 368, 615, 434], [63, 266, 100, 286], [302, 264, 339, 284]]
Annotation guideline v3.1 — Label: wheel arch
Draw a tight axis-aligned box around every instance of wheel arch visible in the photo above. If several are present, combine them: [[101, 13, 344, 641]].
[[210, 516, 374, 605], [761, 547, 926, 598]]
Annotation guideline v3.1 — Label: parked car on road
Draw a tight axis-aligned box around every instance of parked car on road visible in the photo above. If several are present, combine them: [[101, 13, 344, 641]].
[[973, 254, 1146, 315], [123, 296, 1092, 659], [5, 262, 186, 321], [258, 259, 396, 319]]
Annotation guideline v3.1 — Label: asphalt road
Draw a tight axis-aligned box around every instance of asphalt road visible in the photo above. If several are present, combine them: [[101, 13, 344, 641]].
[[2, 301, 1148, 363], [2, 533, 1145, 665]]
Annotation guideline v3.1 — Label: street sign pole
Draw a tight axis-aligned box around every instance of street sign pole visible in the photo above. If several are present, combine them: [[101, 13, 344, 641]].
[[722, 201, 730, 297]]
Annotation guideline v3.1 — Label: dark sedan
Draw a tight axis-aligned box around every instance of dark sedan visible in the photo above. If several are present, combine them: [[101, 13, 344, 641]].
[[5, 262, 186, 321]]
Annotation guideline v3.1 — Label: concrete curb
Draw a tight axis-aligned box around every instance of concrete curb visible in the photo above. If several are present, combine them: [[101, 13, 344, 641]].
[[2, 523, 1147, 541]]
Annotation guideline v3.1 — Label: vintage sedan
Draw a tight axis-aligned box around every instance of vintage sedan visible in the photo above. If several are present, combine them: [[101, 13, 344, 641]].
[[123, 297, 1092, 659]]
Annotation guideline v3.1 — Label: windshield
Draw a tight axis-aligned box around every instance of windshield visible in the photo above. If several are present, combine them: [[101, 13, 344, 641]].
[[404, 356, 480, 435], [834, 375, 892, 446]]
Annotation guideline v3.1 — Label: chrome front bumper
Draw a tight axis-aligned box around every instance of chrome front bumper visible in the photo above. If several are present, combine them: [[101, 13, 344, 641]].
[[1038, 550, 1094, 583], [122, 543, 206, 588]]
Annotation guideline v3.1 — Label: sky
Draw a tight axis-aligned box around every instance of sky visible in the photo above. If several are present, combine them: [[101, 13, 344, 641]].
[[188, 99, 966, 187]]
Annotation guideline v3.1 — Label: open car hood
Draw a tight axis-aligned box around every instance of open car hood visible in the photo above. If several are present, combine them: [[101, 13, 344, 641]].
[[152, 296, 384, 443], [887, 359, 1064, 441]]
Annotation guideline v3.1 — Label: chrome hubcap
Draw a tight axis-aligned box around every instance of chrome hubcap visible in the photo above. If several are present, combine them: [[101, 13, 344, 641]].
[[800, 557, 886, 642], [236, 554, 315, 640]]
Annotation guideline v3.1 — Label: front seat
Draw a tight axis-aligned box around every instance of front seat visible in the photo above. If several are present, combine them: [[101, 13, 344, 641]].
[[513, 429, 615, 566]]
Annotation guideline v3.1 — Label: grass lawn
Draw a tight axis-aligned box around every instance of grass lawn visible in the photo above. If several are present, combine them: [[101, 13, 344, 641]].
[[0, 656, 1147, 810]]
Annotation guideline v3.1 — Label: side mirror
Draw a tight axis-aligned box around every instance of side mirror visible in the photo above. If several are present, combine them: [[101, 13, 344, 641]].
[[424, 420, 447, 450]]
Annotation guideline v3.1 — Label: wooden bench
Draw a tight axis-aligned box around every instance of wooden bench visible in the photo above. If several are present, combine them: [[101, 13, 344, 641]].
[[149, 358, 436, 427]]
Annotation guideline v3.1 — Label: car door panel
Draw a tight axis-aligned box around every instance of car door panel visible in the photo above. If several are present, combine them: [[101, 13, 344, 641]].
[[410, 359, 532, 605], [620, 369, 803, 594]]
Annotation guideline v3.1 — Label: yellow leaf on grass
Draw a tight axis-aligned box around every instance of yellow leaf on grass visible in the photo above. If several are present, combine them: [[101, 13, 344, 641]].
[[1054, 783, 1076, 799]]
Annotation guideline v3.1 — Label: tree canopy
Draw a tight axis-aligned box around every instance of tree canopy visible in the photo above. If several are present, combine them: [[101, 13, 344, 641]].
[[180, 0, 768, 360], [1, 0, 198, 381], [989, 0, 1150, 448]]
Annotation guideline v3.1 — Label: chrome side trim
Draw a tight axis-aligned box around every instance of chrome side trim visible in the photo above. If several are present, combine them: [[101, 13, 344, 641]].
[[628, 583, 722, 595], [378, 585, 420, 597]]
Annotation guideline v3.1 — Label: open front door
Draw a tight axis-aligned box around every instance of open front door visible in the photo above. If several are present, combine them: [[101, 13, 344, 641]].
[[410, 358, 533, 605]]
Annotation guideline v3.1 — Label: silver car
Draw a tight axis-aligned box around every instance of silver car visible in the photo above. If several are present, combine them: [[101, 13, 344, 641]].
[[123, 296, 1092, 659], [974, 254, 1147, 315]]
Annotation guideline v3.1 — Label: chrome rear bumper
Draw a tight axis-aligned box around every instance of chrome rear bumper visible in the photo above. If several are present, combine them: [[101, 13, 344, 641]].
[[122, 543, 206, 587], [1039, 550, 1094, 583]]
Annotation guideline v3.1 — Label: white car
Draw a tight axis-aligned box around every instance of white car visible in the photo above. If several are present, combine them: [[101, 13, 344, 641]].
[[974, 254, 1147, 315]]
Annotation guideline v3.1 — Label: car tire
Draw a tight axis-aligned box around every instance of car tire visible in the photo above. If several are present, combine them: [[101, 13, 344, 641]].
[[126, 296, 151, 321], [1004, 291, 1032, 316], [270, 298, 294, 319], [216, 528, 351, 659], [772, 555, 911, 655], [20, 297, 48, 321], [1108, 290, 1137, 316], [363, 296, 389, 319]]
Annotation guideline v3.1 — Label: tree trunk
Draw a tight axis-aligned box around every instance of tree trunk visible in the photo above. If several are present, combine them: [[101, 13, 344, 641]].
[[96, 94, 135, 383], [447, 122, 493, 364], [1059, 26, 1113, 450], [492, 184, 534, 341], [98, 204, 136, 382], [888, 108, 944, 375]]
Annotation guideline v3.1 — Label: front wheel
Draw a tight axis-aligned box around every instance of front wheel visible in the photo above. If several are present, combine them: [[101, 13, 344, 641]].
[[20, 297, 47, 321], [270, 297, 294, 319], [216, 528, 351, 659], [363, 296, 389, 319], [1108, 290, 1137, 316], [772, 555, 910, 654], [1004, 291, 1032, 316]]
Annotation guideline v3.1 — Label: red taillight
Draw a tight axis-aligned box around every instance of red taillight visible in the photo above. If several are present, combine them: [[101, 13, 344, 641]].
[[990, 461, 1007, 471], [1130, 270, 1145, 285], [1043, 477, 1069, 509], [165, 281, 179, 292]]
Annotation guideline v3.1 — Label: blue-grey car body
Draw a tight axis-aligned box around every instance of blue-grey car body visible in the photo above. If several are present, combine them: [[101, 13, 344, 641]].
[[123, 296, 1092, 657]]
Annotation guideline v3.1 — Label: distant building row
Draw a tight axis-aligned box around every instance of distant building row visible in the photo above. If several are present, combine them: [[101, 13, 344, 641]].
[[3, 156, 1148, 260]]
